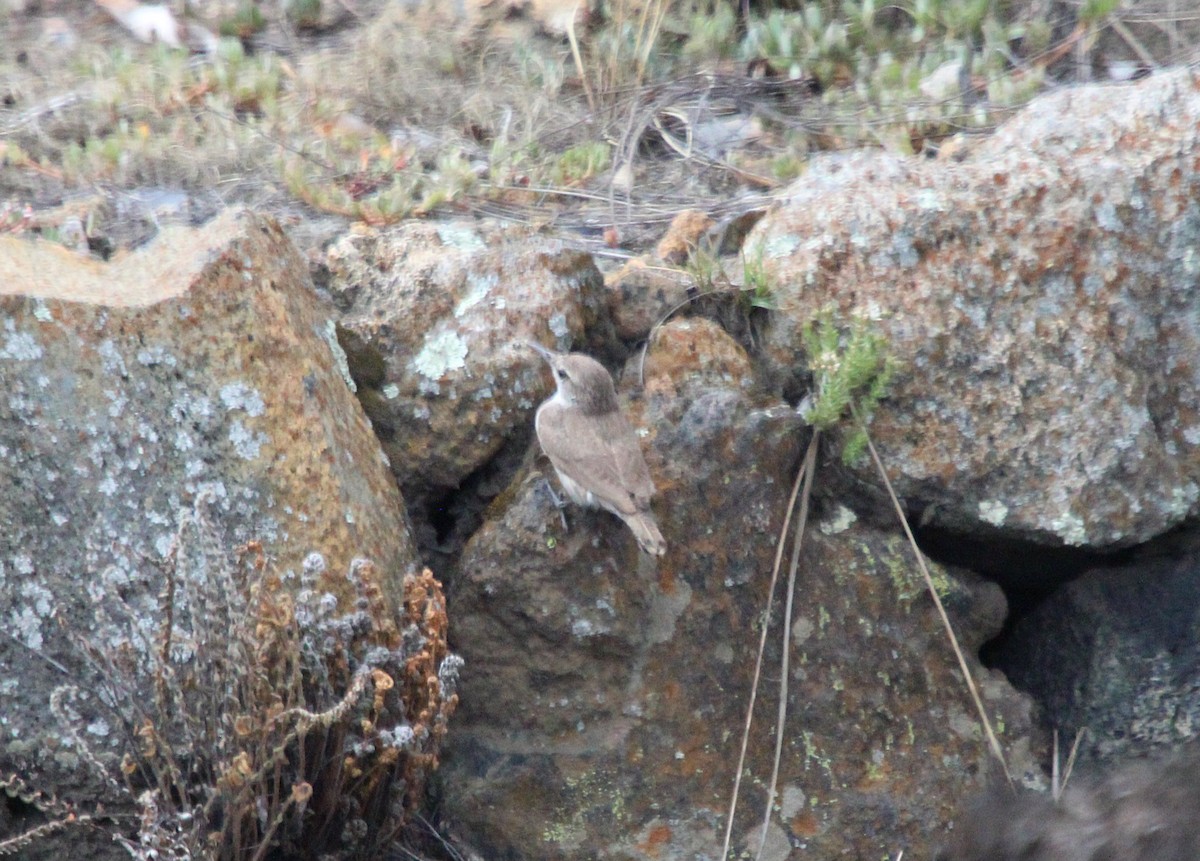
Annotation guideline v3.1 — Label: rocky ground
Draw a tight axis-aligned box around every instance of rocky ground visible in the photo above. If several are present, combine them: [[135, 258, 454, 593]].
[[3, 2, 1200, 861]]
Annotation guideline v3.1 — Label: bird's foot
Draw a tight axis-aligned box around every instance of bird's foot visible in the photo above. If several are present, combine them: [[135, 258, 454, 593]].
[[541, 477, 570, 531]]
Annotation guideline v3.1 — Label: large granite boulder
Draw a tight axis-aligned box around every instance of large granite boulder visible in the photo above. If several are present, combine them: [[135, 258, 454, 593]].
[[440, 318, 1040, 861], [325, 221, 616, 550], [750, 68, 1200, 552], [0, 210, 430, 858]]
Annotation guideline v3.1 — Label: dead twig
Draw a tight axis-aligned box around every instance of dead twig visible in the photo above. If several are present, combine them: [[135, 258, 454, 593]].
[[858, 415, 1012, 786], [721, 436, 812, 861]]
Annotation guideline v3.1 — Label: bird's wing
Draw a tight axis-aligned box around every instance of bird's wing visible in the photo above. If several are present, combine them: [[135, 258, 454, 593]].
[[536, 403, 657, 515]]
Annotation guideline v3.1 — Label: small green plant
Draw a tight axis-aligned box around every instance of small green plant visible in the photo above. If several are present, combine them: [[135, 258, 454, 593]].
[[219, 3, 267, 39], [682, 242, 726, 293], [584, 0, 671, 101], [683, 3, 738, 59], [286, 0, 323, 30], [551, 141, 611, 186], [800, 310, 896, 463], [771, 151, 806, 182], [743, 7, 852, 87], [740, 245, 776, 310]]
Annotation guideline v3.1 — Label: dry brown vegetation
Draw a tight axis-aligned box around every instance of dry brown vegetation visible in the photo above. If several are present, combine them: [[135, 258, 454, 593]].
[[2, 0, 1198, 253], [1, 497, 459, 860]]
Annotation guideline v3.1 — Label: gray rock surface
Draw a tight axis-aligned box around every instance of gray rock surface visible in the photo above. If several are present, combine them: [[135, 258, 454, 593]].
[[0, 210, 421, 853], [326, 220, 615, 498], [994, 536, 1200, 764], [440, 318, 1041, 861], [751, 68, 1200, 552]]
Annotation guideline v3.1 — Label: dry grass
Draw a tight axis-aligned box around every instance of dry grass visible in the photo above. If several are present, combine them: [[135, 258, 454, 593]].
[[3, 0, 1197, 252], [5, 495, 460, 860]]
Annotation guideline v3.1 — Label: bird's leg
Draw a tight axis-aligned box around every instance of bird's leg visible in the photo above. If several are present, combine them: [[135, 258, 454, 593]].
[[541, 476, 570, 531]]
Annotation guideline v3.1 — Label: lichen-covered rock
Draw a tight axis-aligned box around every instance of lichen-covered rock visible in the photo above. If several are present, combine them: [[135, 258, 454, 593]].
[[0, 210, 421, 851], [604, 257, 696, 342], [751, 68, 1200, 551], [326, 220, 615, 496], [993, 533, 1200, 765], [441, 319, 1040, 861]]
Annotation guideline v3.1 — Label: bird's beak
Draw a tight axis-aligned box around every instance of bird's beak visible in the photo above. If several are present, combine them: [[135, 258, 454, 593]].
[[526, 341, 556, 362]]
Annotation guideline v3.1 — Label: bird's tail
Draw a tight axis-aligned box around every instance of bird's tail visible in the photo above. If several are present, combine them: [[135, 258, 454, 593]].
[[623, 511, 667, 557]]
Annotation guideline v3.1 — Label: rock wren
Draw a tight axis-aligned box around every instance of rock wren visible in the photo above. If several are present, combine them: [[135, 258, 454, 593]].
[[528, 342, 666, 557]]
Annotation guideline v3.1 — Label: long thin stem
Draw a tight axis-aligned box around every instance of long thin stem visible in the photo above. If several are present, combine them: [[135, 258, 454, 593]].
[[756, 432, 819, 860], [566, 2, 596, 114], [859, 420, 1012, 785], [721, 441, 811, 860]]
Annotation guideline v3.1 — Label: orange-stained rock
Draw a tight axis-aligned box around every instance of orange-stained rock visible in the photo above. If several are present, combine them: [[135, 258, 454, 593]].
[[604, 257, 696, 341], [441, 318, 1040, 861], [640, 316, 754, 398], [654, 209, 715, 264], [0, 209, 420, 825], [326, 220, 615, 501], [751, 68, 1200, 553]]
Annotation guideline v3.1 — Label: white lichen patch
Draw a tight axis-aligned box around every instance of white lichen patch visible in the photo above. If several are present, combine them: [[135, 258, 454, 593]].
[[947, 707, 979, 740], [1184, 246, 1200, 276], [915, 188, 945, 211], [1049, 510, 1088, 546], [172, 391, 213, 421], [571, 617, 601, 638], [106, 390, 128, 418], [978, 499, 1009, 526], [11, 582, 54, 651], [98, 339, 128, 376], [1167, 482, 1199, 516], [791, 615, 815, 647], [764, 234, 800, 258], [219, 382, 266, 416], [10, 606, 44, 649], [383, 383, 400, 399], [858, 299, 885, 321], [323, 319, 356, 393], [136, 346, 177, 367], [818, 504, 857, 534], [454, 273, 497, 317], [173, 429, 195, 452], [0, 325, 42, 361], [435, 222, 486, 251], [780, 785, 807, 820], [228, 420, 266, 460], [548, 312, 570, 339], [891, 232, 918, 267], [413, 329, 468, 379]]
